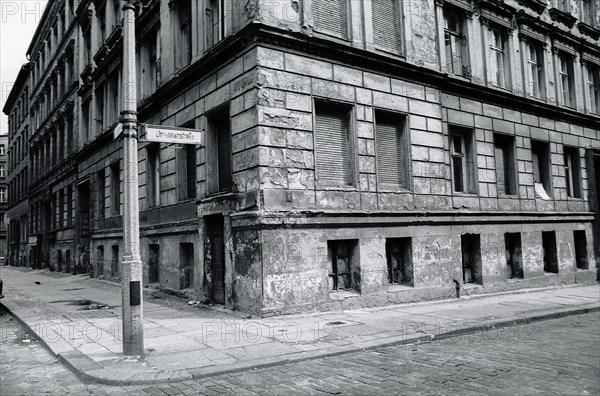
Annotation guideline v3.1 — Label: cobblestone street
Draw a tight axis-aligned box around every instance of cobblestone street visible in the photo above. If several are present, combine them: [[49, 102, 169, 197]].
[[1, 308, 598, 395]]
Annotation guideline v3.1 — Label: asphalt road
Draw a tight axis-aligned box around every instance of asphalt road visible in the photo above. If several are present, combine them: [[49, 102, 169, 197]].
[[1, 308, 598, 395]]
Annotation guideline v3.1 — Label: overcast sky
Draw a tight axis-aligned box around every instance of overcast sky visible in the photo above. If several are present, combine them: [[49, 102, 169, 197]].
[[1, 0, 48, 135]]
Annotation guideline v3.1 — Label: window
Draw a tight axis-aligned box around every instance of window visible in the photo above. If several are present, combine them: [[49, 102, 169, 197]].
[[67, 185, 73, 226], [542, 231, 558, 273], [110, 162, 120, 216], [107, 73, 119, 126], [489, 27, 509, 88], [525, 42, 544, 99], [315, 102, 354, 187], [494, 134, 517, 195], [375, 111, 409, 189], [531, 140, 552, 198], [450, 128, 476, 193], [328, 240, 359, 291], [97, 169, 106, 218], [83, 29, 92, 65], [98, 5, 106, 44], [179, 243, 194, 290], [146, 143, 160, 207], [444, 9, 469, 77], [586, 64, 599, 114], [386, 238, 412, 285], [149, 244, 160, 283], [175, 0, 192, 69], [208, 109, 232, 194], [81, 101, 90, 144], [206, 0, 226, 48], [111, 245, 119, 279], [0, 188, 6, 203], [574, 230, 588, 270], [558, 53, 575, 107], [564, 146, 582, 198], [0, 144, 4, 155], [461, 234, 482, 284], [313, 0, 349, 39], [0, 166, 4, 178], [178, 144, 197, 201], [96, 245, 105, 277], [372, 0, 403, 53], [581, 0, 596, 26], [505, 233, 523, 279], [95, 86, 104, 135], [140, 28, 160, 99]]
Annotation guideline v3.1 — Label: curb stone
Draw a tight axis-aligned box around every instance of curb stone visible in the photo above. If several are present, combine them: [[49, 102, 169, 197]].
[[2, 300, 599, 385]]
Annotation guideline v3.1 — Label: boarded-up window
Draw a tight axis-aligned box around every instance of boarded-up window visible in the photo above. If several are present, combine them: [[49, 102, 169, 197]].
[[315, 103, 354, 186], [494, 134, 517, 195], [313, 0, 348, 38], [375, 111, 408, 189], [328, 240, 359, 291], [372, 0, 402, 53]]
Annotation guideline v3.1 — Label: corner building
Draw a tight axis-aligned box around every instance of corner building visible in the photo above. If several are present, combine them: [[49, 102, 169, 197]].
[[6, 0, 600, 316]]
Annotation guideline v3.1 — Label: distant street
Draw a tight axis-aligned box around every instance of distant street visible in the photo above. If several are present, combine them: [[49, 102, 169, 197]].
[[1, 309, 598, 395]]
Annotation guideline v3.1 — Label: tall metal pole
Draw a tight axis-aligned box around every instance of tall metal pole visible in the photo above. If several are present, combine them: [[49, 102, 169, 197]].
[[121, 0, 144, 355]]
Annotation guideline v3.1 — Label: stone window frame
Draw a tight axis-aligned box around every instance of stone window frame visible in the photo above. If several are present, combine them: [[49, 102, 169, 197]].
[[205, 104, 233, 195], [449, 125, 477, 195]]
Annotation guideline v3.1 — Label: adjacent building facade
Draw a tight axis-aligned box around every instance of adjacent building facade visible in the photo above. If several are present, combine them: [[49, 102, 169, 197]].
[[4, 0, 600, 316]]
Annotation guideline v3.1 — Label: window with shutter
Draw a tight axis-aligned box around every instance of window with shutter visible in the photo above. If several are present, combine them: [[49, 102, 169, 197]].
[[372, 0, 402, 53], [313, 0, 349, 39], [314, 103, 354, 187], [375, 111, 408, 189]]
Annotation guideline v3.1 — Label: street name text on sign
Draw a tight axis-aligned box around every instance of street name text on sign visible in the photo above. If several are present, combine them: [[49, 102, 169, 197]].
[[142, 124, 203, 145]]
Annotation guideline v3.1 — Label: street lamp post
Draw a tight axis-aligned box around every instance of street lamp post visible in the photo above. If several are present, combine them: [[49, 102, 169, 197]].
[[120, 0, 144, 356]]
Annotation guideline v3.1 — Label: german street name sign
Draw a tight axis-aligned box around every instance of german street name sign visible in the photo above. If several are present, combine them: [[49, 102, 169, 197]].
[[142, 124, 203, 144]]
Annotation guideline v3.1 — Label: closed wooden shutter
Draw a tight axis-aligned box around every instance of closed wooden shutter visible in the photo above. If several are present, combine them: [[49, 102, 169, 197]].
[[495, 141, 507, 194], [315, 105, 352, 186], [376, 114, 407, 188], [313, 0, 348, 38], [372, 0, 401, 53]]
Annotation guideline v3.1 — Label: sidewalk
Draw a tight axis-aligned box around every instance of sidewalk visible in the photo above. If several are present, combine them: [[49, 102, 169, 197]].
[[1, 266, 598, 385]]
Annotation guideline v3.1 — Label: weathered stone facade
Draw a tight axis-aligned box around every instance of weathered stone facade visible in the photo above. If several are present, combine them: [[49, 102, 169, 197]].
[[5, 0, 600, 316]]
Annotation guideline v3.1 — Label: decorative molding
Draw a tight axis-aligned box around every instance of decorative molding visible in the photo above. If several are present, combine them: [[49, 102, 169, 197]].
[[548, 7, 577, 29], [517, 0, 546, 14], [577, 22, 600, 41]]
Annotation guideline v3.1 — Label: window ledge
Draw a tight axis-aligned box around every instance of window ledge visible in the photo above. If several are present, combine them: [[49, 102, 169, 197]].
[[387, 284, 414, 293], [548, 8, 577, 28], [543, 272, 559, 276], [329, 290, 360, 300], [462, 283, 482, 290], [453, 192, 478, 197], [577, 22, 600, 40], [378, 188, 412, 194], [316, 184, 359, 192], [497, 194, 519, 198]]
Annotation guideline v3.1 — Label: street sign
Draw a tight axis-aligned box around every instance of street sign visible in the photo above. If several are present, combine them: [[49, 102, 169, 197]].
[[142, 124, 203, 145]]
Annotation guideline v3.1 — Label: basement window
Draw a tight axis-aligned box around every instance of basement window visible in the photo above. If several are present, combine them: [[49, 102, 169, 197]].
[[461, 234, 482, 284], [386, 238, 413, 285], [328, 240, 359, 292], [574, 230, 588, 270], [505, 233, 523, 279], [542, 231, 559, 273]]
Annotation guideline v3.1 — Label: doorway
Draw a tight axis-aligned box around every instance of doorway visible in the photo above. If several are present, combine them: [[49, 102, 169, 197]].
[[206, 215, 225, 304]]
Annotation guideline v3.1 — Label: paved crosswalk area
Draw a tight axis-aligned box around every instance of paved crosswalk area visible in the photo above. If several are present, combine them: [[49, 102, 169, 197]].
[[1, 308, 598, 395]]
